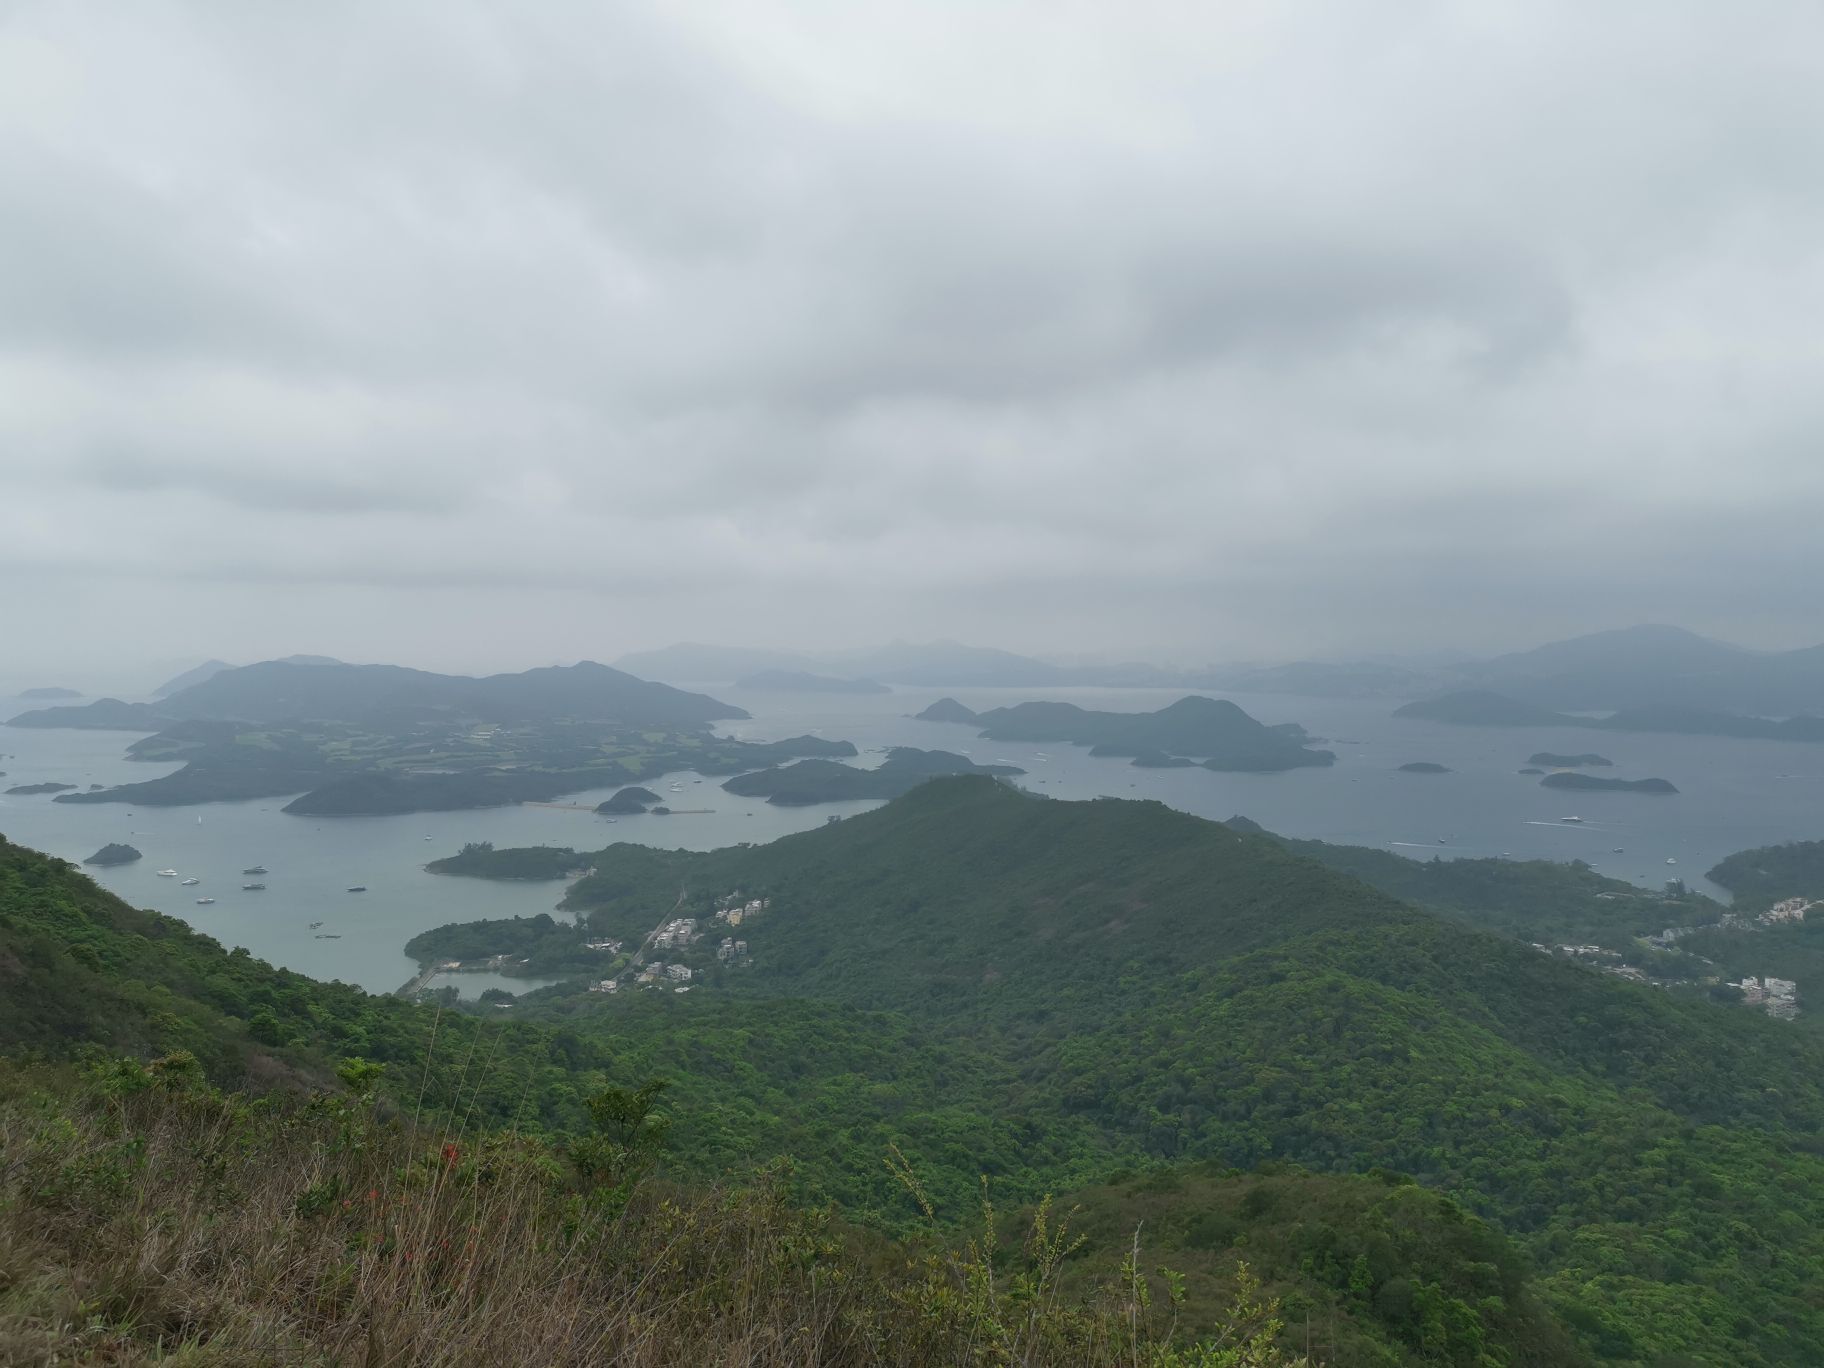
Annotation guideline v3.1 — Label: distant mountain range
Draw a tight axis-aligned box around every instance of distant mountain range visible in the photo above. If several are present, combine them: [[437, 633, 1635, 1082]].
[[624, 624, 1824, 716], [9, 659, 745, 730]]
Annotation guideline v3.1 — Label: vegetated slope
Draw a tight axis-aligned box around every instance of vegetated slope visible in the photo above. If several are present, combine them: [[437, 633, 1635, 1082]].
[[523, 778, 1824, 1363], [1708, 840, 1824, 911], [0, 834, 598, 1129], [1220, 815, 1716, 948], [2, 834, 1570, 1366]]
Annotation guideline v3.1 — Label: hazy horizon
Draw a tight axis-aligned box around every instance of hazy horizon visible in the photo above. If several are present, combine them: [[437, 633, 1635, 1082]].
[[8, 3, 1824, 683]]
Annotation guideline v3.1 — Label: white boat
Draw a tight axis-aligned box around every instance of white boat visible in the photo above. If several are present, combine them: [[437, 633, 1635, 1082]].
[[180, 877, 199, 886], [1560, 816, 1583, 824], [194, 897, 215, 905], [1666, 857, 1678, 865], [156, 868, 179, 878]]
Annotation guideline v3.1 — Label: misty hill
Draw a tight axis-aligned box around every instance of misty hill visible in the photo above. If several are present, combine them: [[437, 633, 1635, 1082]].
[[1463, 623, 1824, 714], [1530, 752, 1612, 767], [1393, 690, 1570, 726], [150, 658, 233, 697], [734, 668, 891, 694], [151, 659, 746, 727], [18, 687, 81, 700], [720, 747, 1022, 804], [913, 697, 979, 723], [5, 697, 174, 730], [968, 696, 1334, 771]]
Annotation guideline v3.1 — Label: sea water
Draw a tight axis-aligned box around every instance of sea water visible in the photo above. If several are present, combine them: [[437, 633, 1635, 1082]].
[[3, 686, 1821, 992]]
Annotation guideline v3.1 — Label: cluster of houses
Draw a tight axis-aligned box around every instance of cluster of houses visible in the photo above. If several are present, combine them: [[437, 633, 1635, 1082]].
[[635, 961, 695, 989], [1762, 898, 1817, 926], [717, 937, 749, 962], [1734, 975, 1799, 1019], [583, 937, 625, 954], [714, 893, 770, 927], [652, 918, 698, 951]]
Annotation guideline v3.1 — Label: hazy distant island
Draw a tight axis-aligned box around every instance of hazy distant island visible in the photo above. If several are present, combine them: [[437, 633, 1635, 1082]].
[[1397, 762, 1452, 773], [735, 669, 890, 694], [18, 687, 81, 700], [82, 843, 142, 866], [721, 747, 1022, 805], [6, 698, 172, 731], [1530, 752, 1613, 767], [1518, 767, 1545, 774], [1539, 772, 1678, 794], [5, 782, 76, 795], [917, 695, 1333, 772], [914, 697, 981, 724], [596, 785, 662, 815], [1397, 690, 1824, 744]]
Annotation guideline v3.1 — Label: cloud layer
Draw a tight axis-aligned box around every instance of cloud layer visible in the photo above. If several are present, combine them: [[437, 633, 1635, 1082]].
[[5, 1, 1824, 682]]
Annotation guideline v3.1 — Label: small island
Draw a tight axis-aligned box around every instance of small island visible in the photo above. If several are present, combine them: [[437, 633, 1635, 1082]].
[[596, 785, 662, 815], [914, 697, 980, 724], [1131, 749, 1197, 768], [722, 748, 1023, 805], [1518, 767, 1545, 774], [735, 669, 890, 694], [961, 696, 1334, 772], [19, 687, 82, 699], [1397, 762, 1452, 773], [1539, 772, 1678, 794], [5, 782, 77, 795], [426, 841, 587, 880], [1529, 752, 1613, 768], [83, 843, 142, 866]]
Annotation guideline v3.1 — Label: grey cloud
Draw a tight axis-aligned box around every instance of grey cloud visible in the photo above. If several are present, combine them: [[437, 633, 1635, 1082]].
[[3, 0, 1824, 683]]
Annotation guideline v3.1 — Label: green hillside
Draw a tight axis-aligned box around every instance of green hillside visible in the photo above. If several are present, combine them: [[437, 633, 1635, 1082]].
[[472, 778, 1824, 1363]]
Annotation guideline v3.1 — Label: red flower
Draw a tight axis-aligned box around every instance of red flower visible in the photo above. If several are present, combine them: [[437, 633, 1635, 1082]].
[[441, 1142, 460, 1167]]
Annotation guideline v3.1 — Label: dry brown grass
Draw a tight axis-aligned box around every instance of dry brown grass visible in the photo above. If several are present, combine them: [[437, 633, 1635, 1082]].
[[0, 1056, 1303, 1367]]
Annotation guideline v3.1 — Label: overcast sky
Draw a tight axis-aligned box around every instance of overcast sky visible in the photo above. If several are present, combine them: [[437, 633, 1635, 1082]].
[[4, 1, 1824, 688]]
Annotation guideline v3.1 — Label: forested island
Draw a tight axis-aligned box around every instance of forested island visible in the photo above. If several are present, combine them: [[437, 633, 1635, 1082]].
[[1539, 772, 1678, 794], [596, 785, 661, 814], [81, 843, 141, 866], [915, 695, 1333, 771], [4, 782, 75, 795], [721, 747, 1022, 804]]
